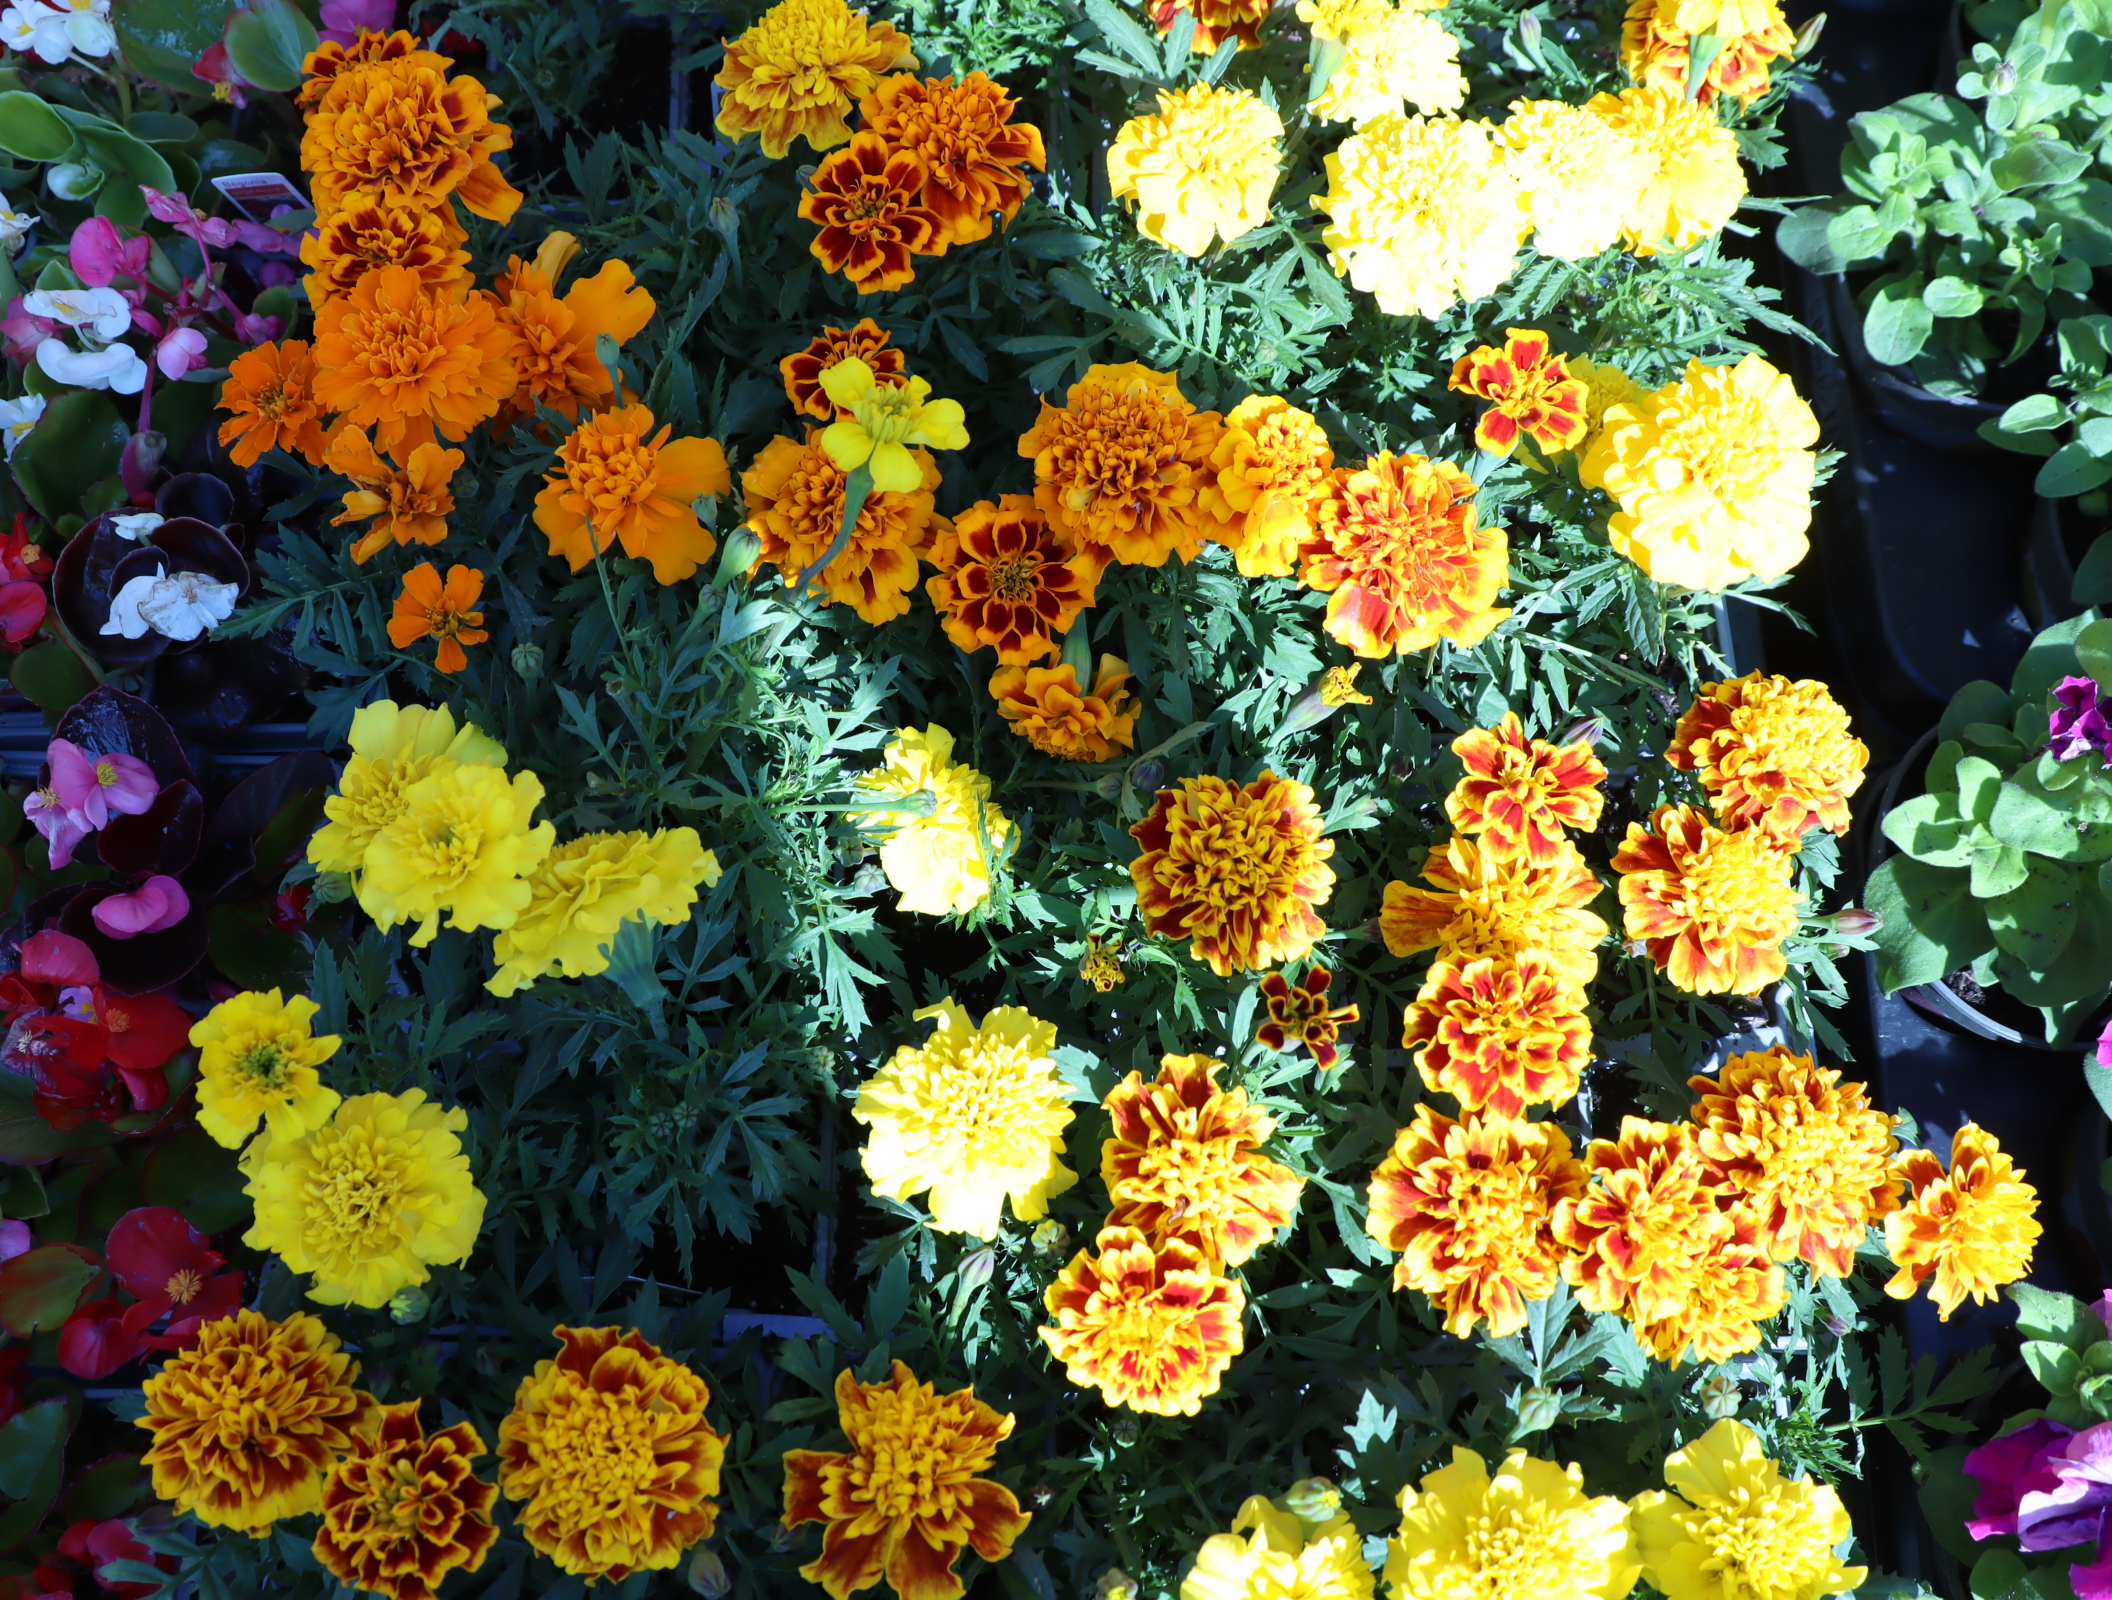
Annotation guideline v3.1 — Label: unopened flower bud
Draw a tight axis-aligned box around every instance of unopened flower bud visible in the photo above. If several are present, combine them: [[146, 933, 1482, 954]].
[[1514, 1386, 1562, 1435], [1112, 1416, 1140, 1447], [1828, 907, 1882, 940], [957, 1244, 996, 1289], [709, 196, 739, 244], [1560, 715, 1605, 747], [1992, 59, 2019, 93], [1096, 1569, 1138, 1600], [771, 1519, 802, 1553], [388, 1286, 430, 1324], [511, 641, 543, 680], [1282, 1477, 1342, 1524], [1518, 11, 1542, 51], [2082, 1373, 2112, 1417], [716, 526, 762, 587], [1127, 758, 1165, 792], [120, 429, 166, 501], [1030, 1482, 1054, 1509], [1792, 11, 1825, 55], [688, 1550, 731, 1598], [308, 870, 353, 906], [1092, 771, 1124, 803], [1031, 1218, 1070, 1257], [1698, 1372, 1740, 1419]]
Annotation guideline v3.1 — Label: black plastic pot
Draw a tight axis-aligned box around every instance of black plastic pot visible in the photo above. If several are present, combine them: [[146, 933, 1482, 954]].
[[1826, 274, 2008, 455]]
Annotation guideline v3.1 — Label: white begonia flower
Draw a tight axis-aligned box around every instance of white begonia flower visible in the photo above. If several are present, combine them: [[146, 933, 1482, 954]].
[[36, 339, 145, 394], [101, 566, 238, 642], [61, 9, 110, 54], [0, 392, 44, 460], [24, 287, 131, 341], [0, 6, 70, 62], [0, 204, 37, 251], [109, 511, 163, 541]]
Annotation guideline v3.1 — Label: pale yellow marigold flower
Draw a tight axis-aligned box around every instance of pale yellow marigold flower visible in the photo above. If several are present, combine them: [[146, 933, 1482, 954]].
[[1107, 85, 1284, 258], [1300, 1, 1465, 127], [1182, 1491, 1374, 1600], [1669, 0, 1783, 36], [853, 997, 1078, 1239], [818, 358, 969, 495], [853, 724, 1012, 916], [487, 828, 722, 996], [1500, 99, 1655, 262], [1567, 355, 1643, 457], [190, 989, 342, 1150], [1387, 1446, 1639, 1600], [1588, 86, 1746, 256], [307, 700, 507, 879], [358, 763, 556, 947]]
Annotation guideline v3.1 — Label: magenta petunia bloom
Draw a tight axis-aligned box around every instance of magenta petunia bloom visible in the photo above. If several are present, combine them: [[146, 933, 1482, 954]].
[[2049, 676, 2112, 763], [1967, 1417, 2075, 1540]]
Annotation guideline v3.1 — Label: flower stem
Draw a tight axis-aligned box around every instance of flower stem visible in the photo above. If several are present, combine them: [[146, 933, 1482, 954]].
[[794, 463, 873, 601]]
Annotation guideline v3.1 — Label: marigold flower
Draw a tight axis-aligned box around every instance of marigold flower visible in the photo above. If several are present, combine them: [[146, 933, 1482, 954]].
[[1690, 1047, 1901, 1279], [1884, 1123, 2041, 1320], [1613, 803, 1801, 996], [784, 1360, 1028, 1599], [1102, 1052, 1303, 1267], [1390, 1449, 1638, 1600], [490, 233, 656, 426], [1081, 933, 1126, 991], [1300, 451, 1509, 658], [1148, 0, 1272, 50], [1106, 86, 1284, 258], [781, 318, 907, 421], [302, 57, 522, 223], [714, 0, 918, 159], [1582, 354, 1819, 591], [499, 1326, 728, 1582], [819, 357, 968, 493], [534, 404, 731, 586], [1402, 954, 1590, 1116], [298, 28, 450, 108], [325, 428, 462, 563], [800, 133, 944, 294], [1018, 362, 1222, 577], [1365, 1106, 1587, 1338], [1669, 672, 1868, 840], [314, 1402, 498, 1600], [1184, 1492, 1374, 1600], [1200, 395, 1335, 578], [1567, 355, 1644, 457], [927, 495, 1093, 664], [990, 655, 1141, 762], [1624, 0, 1795, 105], [1587, 86, 1745, 256], [1632, 1420, 1866, 1600], [1379, 833, 1608, 986], [858, 72, 1046, 247], [1257, 966, 1360, 1072], [1301, 1, 1466, 126], [1130, 772, 1335, 978], [311, 266, 520, 459], [300, 196, 471, 311], [1627, 1206, 1787, 1364], [388, 562, 487, 675], [1041, 1225, 1246, 1415], [1499, 99, 1655, 262], [218, 340, 330, 468], [853, 725, 1011, 916], [744, 427, 942, 622], [190, 988, 342, 1150], [358, 762, 555, 946], [487, 828, 722, 997], [1449, 329, 1590, 458], [1447, 711, 1606, 866], [138, 1310, 378, 1533], [307, 700, 508, 879]]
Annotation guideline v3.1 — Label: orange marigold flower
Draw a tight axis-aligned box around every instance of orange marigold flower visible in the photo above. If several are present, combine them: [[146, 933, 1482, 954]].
[[781, 318, 907, 422], [1690, 1046, 1901, 1279], [1256, 964, 1360, 1072], [1040, 1225, 1246, 1415], [742, 427, 942, 623], [302, 56, 522, 224], [782, 1360, 1029, 1600], [1884, 1123, 2041, 1320], [800, 133, 944, 294], [534, 404, 731, 586], [1622, 0, 1795, 106], [491, 232, 657, 426], [1668, 672, 1869, 841], [1300, 452, 1510, 659], [1101, 1052, 1304, 1267], [1613, 804, 1801, 996], [926, 495, 1095, 664], [990, 655, 1141, 762], [325, 427, 461, 564], [300, 197, 471, 311], [1627, 1207, 1788, 1365], [1402, 953, 1591, 1117], [858, 73, 1047, 248], [313, 1401, 498, 1600], [1448, 329, 1590, 458], [1446, 712, 1607, 868], [1365, 1106, 1587, 1339], [1199, 395, 1336, 578], [1129, 772, 1336, 978], [298, 28, 449, 108], [714, 0, 919, 160], [218, 340, 330, 468], [1378, 834, 1608, 989], [310, 266, 520, 459], [388, 562, 487, 675], [1148, 0, 1272, 51], [1018, 362, 1222, 579]]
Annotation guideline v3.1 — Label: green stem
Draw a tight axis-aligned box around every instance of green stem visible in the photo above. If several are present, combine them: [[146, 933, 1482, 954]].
[[795, 463, 873, 600]]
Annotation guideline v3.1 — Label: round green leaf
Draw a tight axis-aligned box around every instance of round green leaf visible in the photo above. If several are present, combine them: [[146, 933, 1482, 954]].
[[222, 0, 318, 93], [0, 1242, 99, 1336], [0, 91, 73, 163], [112, 0, 242, 93], [10, 388, 129, 523], [142, 1126, 250, 1236], [2036, 440, 2112, 498], [1864, 281, 1936, 367], [11, 641, 96, 715]]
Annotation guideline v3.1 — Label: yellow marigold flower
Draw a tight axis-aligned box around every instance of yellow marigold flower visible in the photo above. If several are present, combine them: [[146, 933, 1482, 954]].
[[1500, 99, 1655, 262], [491, 233, 657, 427], [358, 763, 555, 947], [1106, 86, 1284, 259], [853, 997, 1078, 1239], [1379, 833, 1608, 988], [1315, 113, 1525, 318], [1884, 1123, 2041, 1320], [782, 1360, 1029, 1600], [1148, 0, 1272, 52], [1081, 933, 1126, 990], [853, 724, 1011, 916], [301, 56, 522, 223], [1130, 772, 1335, 977], [242, 1088, 486, 1309], [1632, 1420, 1866, 1600], [299, 196, 471, 311], [1386, 1446, 1639, 1600], [744, 427, 944, 622], [1691, 1047, 1901, 1279], [1669, 673, 1868, 841], [1667, 0, 1788, 40], [1623, 0, 1795, 106], [1582, 354, 1819, 591], [1300, 451, 1509, 658], [1256, 965, 1360, 1072], [499, 1326, 728, 1582], [1567, 355, 1644, 457], [1041, 1225, 1246, 1415], [1182, 1492, 1375, 1600], [138, 1310, 379, 1533], [534, 404, 731, 587], [990, 655, 1141, 762], [1200, 395, 1335, 578], [1587, 86, 1745, 257], [1447, 711, 1607, 867], [487, 828, 722, 997], [1303, 3, 1466, 126], [1629, 1207, 1789, 1364], [1365, 1105, 1587, 1339], [1613, 803, 1801, 996], [819, 357, 969, 494], [928, 495, 1096, 665], [857, 72, 1047, 248], [308, 700, 508, 878], [1102, 1052, 1304, 1267], [190, 989, 342, 1150], [314, 1402, 498, 1600], [713, 0, 918, 159], [1402, 953, 1591, 1117]]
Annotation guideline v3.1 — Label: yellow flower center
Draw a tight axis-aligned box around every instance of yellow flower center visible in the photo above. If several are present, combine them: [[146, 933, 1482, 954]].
[[850, 385, 924, 446], [1674, 830, 1793, 930], [1687, 1488, 1836, 1598], [843, 1386, 991, 1526], [1457, 1499, 1579, 1590], [897, 1032, 1056, 1170], [987, 553, 1039, 601], [381, 1458, 429, 1533], [1654, 377, 1781, 500], [537, 1389, 662, 1512], [165, 1267, 205, 1304], [237, 1041, 290, 1089], [305, 1130, 412, 1261], [736, 0, 874, 96]]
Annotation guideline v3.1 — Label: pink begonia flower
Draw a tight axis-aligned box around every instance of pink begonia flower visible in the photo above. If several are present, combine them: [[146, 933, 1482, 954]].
[[154, 327, 207, 380], [233, 311, 284, 343], [20, 930, 99, 987], [0, 1219, 27, 1264], [24, 785, 91, 869], [0, 578, 44, 644], [91, 876, 189, 939], [0, 296, 57, 363], [69, 216, 151, 290], [320, 0, 395, 45], [47, 738, 156, 830]]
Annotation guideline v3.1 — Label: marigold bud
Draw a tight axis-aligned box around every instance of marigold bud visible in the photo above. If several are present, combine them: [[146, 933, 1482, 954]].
[[511, 641, 544, 680], [308, 870, 353, 906], [1031, 1218, 1070, 1257], [1282, 1477, 1342, 1524], [1514, 1386, 1562, 1435], [1112, 1416, 1140, 1447], [1561, 714, 1605, 747], [688, 1550, 731, 1598], [388, 1285, 430, 1324], [1698, 1372, 1741, 1419], [1096, 1569, 1138, 1600], [1829, 907, 1882, 940], [1128, 757, 1166, 792], [1793, 11, 1826, 54]]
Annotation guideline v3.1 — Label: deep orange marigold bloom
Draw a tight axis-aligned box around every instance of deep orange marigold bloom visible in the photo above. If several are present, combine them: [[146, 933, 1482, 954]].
[[714, 0, 919, 159], [743, 428, 942, 623], [325, 427, 461, 563], [1379, 834, 1608, 989], [300, 197, 471, 311], [1613, 804, 1801, 996], [1402, 953, 1591, 1117], [302, 57, 522, 223], [218, 340, 330, 468], [311, 266, 520, 458], [782, 318, 907, 421], [1627, 1206, 1788, 1365], [1040, 1225, 1246, 1415], [1668, 672, 1869, 841], [1148, 0, 1273, 51], [926, 495, 1095, 664], [313, 1402, 498, 1600], [491, 233, 657, 426], [388, 562, 487, 675], [801, 133, 944, 294], [1446, 712, 1607, 868], [1448, 329, 1590, 458], [1256, 965, 1359, 1071], [298, 28, 450, 108], [1884, 1124, 2041, 1320], [535, 404, 731, 586], [1690, 1046, 1901, 1279], [1622, 0, 1795, 105], [1129, 772, 1336, 977], [1018, 362, 1223, 579], [1300, 452, 1510, 658], [1365, 1106, 1588, 1339], [859, 73, 1047, 248], [1200, 395, 1335, 578], [990, 655, 1141, 762], [1101, 1052, 1304, 1267], [782, 1360, 1029, 1600]]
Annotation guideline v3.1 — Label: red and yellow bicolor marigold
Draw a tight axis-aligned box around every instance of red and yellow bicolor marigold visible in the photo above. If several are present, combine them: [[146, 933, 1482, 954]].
[[533, 404, 731, 586], [1148, 0, 1273, 50], [1627, 1207, 1788, 1365], [300, 196, 471, 311], [324, 427, 462, 564], [311, 266, 520, 458], [302, 56, 522, 223], [1668, 672, 1868, 841], [714, 0, 919, 159], [1256, 965, 1360, 1072], [1379, 834, 1608, 989], [1040, 1225, 1246, 1415], [314, 1402, 498, 1600], [782, 318, 907, 421], [1200, 395, 1336, 578], [1402, 953, 1592, 1117], [858, 72, 1046, 247], [491, 232, 657, 426], [1448, 329, 1589, 458], [743, 427, 945, 623], [1445, 712, 1606, 868], [800, 134, 945, 294], [1613, 804, 1801, 996], [926, 495, 1095, 664], [1884, 1124, 2041, 1320], [298, 28, 449, 108], [1622, 0, 1795, 106]]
